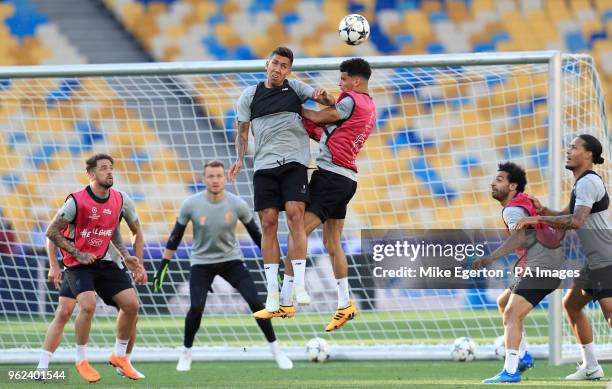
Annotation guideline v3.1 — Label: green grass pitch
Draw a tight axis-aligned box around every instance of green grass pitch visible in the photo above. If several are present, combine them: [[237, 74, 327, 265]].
[[2, 360, 611, 388]]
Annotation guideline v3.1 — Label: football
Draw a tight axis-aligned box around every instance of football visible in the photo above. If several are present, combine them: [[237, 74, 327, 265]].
[[306, 337, 331, 362], [338, 14, 370, 46], [493, 335, 505, 360], [451, 337, 477, 362]]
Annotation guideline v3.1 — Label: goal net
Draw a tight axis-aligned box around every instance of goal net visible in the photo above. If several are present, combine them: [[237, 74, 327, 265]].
[[0, 52, 609, 363]]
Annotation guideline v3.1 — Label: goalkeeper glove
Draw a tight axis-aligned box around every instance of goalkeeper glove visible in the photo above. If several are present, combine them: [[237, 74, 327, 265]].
[[153, 259, 170, 292]]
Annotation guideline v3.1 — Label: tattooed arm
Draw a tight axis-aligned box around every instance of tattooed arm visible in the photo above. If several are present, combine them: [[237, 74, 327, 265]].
[[228, 121, 250, 182], [513, 205, 590, 230], [45, 211, 95, 265]]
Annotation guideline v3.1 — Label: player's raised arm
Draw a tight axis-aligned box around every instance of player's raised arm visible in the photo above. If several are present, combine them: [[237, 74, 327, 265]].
[[312, 87, 335, 106], [302, 106, 341, 125]]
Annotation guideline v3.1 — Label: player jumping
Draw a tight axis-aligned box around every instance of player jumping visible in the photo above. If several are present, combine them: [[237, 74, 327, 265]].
[[256, 58, 376, 332], [228, 46, 334, 315]]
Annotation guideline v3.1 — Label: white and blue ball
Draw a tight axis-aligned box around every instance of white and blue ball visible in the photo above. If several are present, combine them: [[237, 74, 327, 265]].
[[451, 337, 477, 362], [338, 14, 370, 46], [306, 337, 330, 362]]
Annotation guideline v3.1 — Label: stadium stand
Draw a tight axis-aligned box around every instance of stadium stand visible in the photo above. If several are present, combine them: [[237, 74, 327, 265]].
[[0, 0, 610, 242]]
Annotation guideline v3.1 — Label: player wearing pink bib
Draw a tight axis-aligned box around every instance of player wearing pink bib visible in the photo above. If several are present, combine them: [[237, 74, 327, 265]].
[[255, 58, 376, 333]]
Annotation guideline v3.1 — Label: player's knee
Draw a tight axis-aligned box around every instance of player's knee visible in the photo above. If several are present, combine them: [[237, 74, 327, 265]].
[[188, 306, 203, 317], [260, 216, 278, 234], [56, 305, 74, 323], [122, 299, 140, 316], [323, 239, 341, 258], [286, 210, 304, 230], [502, 308, 519, 327], [79, 301, 96, 316], [562, 295, 580, 315]]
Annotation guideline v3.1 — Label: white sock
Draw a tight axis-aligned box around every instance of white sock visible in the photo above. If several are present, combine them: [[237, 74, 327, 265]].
[[291, 260, 306, 288], [581, 342, 598, 369], [337, 277, 350, 309], [280, 275, 294, 306], [115, 338, 129, 357], [76, 344, 87, 364], [519, 332, 527, 358], [264, 263, 279, 294], [269, 340, 281, 356], [37, 350, 52, 369], [183, 347, 192, 356], [504, 349, 519, 374]]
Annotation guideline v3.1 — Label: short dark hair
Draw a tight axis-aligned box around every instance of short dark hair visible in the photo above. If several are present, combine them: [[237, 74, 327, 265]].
[[204, 160, 224, 171], [270, 46, 294, 65], [86, 153, 114, 173], [498, 162, 527, 193], [340, 58, 372, 80], [578, 134, 605, 165]]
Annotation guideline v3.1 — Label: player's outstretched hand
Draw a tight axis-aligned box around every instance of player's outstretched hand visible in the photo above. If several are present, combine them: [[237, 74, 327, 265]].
[[527, 195, 544, 213], [472, 256, 493, 270], [76, 252, 96, 265], [153, 259, 171, 292], [228, 160, 243, 183], [512, 216, 538, 230], [47, 266, 62, 289], [313, 87, 335, 106], [125, 255, 147, 284]]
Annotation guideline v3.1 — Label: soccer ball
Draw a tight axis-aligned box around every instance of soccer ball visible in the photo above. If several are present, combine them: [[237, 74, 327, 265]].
[[451, 337, 477, 362], [338, 14, 370, 46], [305, 337, 330, 362], [493, 335, 505, 360]]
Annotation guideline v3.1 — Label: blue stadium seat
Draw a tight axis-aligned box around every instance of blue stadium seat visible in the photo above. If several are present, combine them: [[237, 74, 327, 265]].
[[234, 45, 255, 60], [565, 31, 588, 52], [530, 145, 548, 168], [429, 11, 449, 23], [46, 79, 81, 106], [202, 35, 229, 60], [369, 23, 399, 53], [0, 79, 11, 90], [458, 156, 481, 175], [474, 42, 495, 52], [2, 174, 22, 191], [349, 2, 366, 13], [5, 0, 47, 38], [501, 145, 523, 160], [249, 0, 275, 13], [8, 132, 27, 149], [30, 144, 61, 168], [409, 156, 457, 201], [75, 121, 104, 147], [387, 129, 435, 152], [375, 0, 397, 11], [426, 42, 445, 54]]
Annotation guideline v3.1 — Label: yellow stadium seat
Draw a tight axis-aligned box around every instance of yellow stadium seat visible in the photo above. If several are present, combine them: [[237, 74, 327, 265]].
[[471, 0, 494, 13], [422, 1, 442, 12], [581, 19, 604, 40], [273, 1, 297, 15], [0, 2, 15, 18], [570, 0, 593, 12], [594, 0, 612, 12], [121, 2, 145, 32], [447, 0, 471, 22]]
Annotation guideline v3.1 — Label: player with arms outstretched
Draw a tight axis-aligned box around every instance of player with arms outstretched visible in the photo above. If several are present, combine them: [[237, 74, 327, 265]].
[[515, 134, 612, 381], [38, 184, 146, 378], [45, 154, 144, 382], [153, 161, 292, 371], [474, 162, 564, 383], [257, 58, 376, 332], [228, 46, 334, 315]]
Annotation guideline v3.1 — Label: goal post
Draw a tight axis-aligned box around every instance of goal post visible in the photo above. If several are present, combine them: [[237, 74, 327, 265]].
[[0, 51, 609, 364]]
